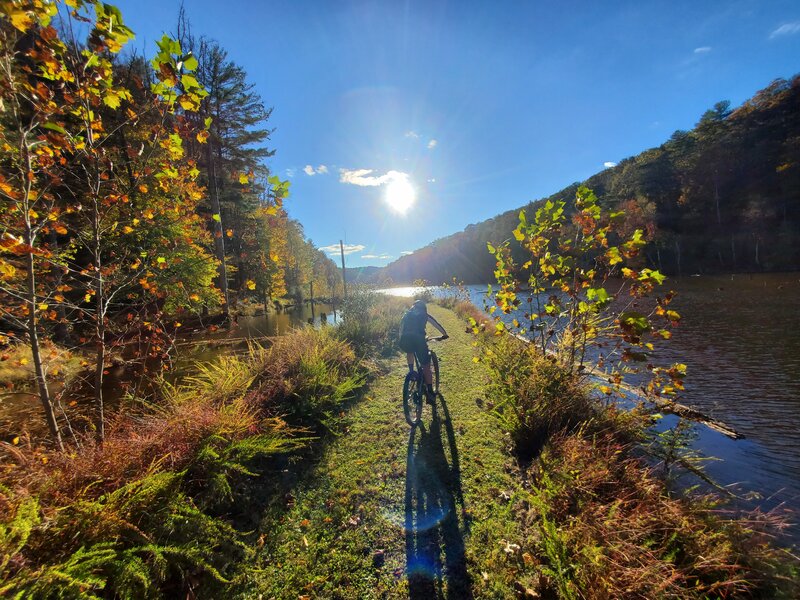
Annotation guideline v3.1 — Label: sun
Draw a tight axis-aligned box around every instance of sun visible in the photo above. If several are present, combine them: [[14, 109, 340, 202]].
[[385, 178, 416, 214]]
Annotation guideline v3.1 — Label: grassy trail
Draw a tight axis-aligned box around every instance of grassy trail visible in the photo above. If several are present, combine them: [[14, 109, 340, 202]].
[[243, 306, 530, 599]]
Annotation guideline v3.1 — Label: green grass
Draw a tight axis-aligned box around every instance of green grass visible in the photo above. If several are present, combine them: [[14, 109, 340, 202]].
[[239, 305, 534, 599]]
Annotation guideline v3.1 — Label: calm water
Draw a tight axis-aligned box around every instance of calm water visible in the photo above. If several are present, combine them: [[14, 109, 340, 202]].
[[384, 275, 800, 528]]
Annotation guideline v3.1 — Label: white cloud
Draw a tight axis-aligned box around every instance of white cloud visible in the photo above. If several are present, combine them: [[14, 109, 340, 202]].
[[361, 254, 393, 260], [427, 139, 438, 149], [427, 178, 436, 183], [405, 131, 420, 138], [693, 46, 711, 54], [339, 168, 410, 187], [604, 161, 617, 168], [303, 164, 329, 176], [285, 168, 296, 178], [318, 243, 365, 256], [400, 250, 413, 256], [770, 21, 800, 39]]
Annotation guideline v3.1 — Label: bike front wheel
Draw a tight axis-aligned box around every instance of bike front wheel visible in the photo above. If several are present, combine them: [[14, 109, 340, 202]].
[[403, 371, 423, 426]]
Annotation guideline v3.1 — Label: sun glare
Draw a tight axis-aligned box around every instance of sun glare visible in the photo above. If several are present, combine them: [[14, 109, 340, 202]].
[[385, 178, 416, 214]]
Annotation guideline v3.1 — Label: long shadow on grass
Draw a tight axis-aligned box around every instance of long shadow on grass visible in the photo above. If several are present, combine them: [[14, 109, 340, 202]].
[[405, 393, 472, 599]]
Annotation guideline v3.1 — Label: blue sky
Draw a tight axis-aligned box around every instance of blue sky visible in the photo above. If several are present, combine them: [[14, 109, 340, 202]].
[[113, 0, 800, 266]]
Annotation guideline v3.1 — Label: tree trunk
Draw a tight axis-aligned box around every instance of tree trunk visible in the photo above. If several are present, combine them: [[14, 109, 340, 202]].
[[25, 246, 63, 450], [93, 209, 105, 442], [674, 238, 682, 276], [20, 135, 63, 450], [754, 236, 760, 267], [205, 142, 229, 316]]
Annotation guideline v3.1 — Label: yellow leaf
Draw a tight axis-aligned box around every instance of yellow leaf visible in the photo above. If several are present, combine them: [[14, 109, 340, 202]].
[[7, 9, 34, 32], [0, 260, 16, 281], [196, 130, 209, 144], [38, 303, 48, 310], [41, 456, 48, 464], [84, 294, 91, 303], [238, 173, 249, 185], [123, 226, 134, 234], [143, 209, 154, 220], [132, 218, 140, 226], [246, 279, 256, 290], [12, 436, 19, 445]]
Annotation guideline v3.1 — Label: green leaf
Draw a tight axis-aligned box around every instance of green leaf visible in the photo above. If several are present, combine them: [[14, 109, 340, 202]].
[[41, 122, 67, 135], [182, 54, 198, 71], [212, 214, 221, 223], [181, 74, 200, 91], [619, 311, 650, 335]]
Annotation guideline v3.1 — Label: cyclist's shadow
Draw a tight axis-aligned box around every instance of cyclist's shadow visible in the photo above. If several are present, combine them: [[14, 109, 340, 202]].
[[404, 393, 472, 599]]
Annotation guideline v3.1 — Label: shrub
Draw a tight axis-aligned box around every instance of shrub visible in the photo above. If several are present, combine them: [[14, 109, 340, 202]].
[[335, 288, 407, 355], [255, 327, 363, 427], [483, 335, 593, 459]]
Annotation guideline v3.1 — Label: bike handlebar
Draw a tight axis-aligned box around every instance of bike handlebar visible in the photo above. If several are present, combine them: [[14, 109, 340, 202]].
[[426, 335, 449, 342]]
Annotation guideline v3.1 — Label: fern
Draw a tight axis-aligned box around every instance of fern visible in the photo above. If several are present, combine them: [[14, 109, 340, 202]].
[[190, 432, 307, 507], [0, 492, 40, 572]]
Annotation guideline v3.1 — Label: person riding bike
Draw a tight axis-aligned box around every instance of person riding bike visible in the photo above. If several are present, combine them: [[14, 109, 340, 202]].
[[398, 299, 448, 402]]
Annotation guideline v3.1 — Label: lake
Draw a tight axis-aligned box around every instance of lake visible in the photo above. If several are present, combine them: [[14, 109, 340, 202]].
[[383, 274, 800, 531]]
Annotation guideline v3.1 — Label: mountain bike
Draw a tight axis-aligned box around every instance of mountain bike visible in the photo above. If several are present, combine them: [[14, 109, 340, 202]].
[[403, 336, 444, 426]]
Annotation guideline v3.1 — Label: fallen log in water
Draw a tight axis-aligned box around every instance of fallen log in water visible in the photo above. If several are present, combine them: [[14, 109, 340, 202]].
[[509, 332, 744, 440]]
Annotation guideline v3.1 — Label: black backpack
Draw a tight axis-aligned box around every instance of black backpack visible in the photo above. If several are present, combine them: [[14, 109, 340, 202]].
[[399, 306, 426, 338]]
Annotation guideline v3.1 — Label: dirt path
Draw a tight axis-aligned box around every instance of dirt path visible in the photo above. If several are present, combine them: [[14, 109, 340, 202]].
[[241, 306, 529, 599]]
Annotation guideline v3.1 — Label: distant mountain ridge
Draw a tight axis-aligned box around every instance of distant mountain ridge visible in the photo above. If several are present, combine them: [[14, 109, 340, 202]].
[[372, 75, 800, 285]]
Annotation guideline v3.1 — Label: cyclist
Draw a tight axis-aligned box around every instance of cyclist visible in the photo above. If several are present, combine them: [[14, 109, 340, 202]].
[[398, 299, 448, 401]]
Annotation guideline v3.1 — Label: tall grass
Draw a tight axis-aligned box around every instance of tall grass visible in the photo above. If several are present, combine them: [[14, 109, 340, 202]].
[[335, 288, 408, 355], [0, 326, 364, 597]]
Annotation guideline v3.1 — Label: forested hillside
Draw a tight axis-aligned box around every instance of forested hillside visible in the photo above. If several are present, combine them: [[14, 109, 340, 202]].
[[378, 75, 800, 284]]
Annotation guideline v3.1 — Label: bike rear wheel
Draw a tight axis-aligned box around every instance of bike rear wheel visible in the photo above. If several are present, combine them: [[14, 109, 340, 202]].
[[431, 351, 440, 395], [403, 371, 423, 426]]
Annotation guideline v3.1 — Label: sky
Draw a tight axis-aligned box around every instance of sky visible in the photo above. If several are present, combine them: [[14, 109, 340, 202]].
[[112, 0, 800, 267]]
